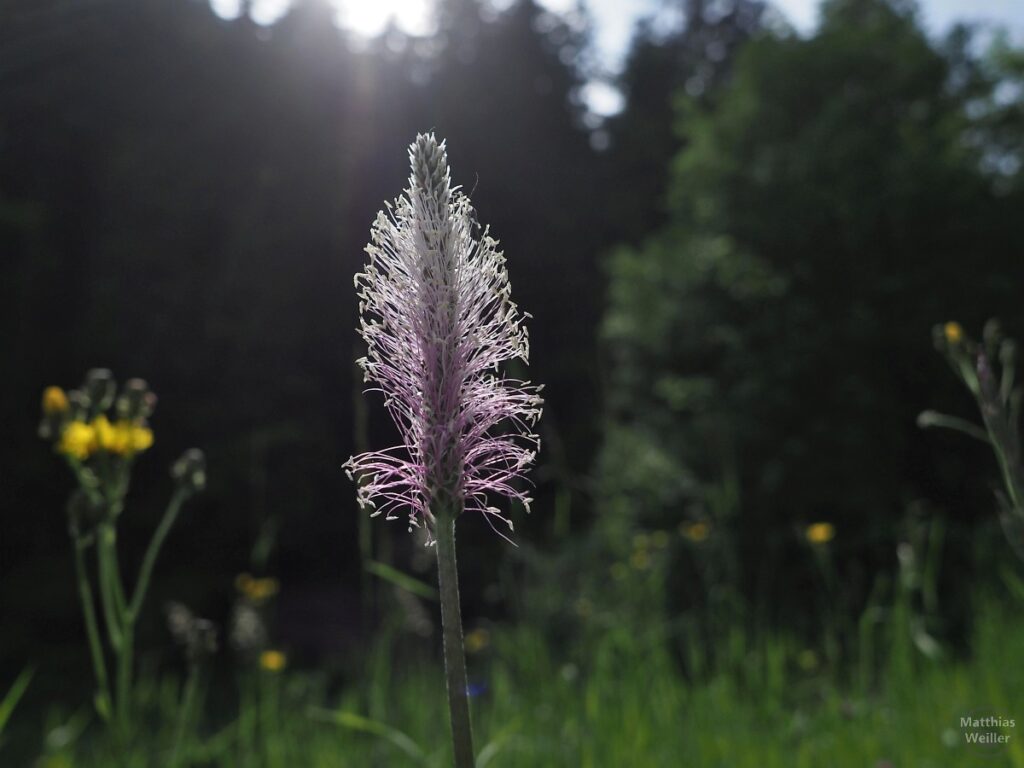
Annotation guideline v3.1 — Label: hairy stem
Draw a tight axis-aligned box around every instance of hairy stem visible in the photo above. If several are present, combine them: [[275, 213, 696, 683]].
[[434, 505, 475, 768]]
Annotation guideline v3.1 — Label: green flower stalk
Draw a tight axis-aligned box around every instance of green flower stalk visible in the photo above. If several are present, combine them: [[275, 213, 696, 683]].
[[921, 321, 1024, 561], [345, 135, 542, 767], [40, 370, 206, 738]]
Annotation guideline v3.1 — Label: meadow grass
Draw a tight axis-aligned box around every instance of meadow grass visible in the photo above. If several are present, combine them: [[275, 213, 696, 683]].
[[23, 599, 1024, 768]]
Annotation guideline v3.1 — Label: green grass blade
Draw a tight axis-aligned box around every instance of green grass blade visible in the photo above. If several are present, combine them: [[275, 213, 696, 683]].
[[1002, 563, 1024, 603], [308, 707, 428, 764], [365, 560, 439, 601], [476, 720, 522, 768], [0, 666, 34, 738]]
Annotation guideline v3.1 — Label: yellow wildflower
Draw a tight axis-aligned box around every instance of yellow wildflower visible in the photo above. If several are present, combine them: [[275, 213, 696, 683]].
[[127, 423, 154, 453], [943, 322, 963, 345], [680, 521, 710, 543], [805, 522, 835, 545], [259, 649, 287, 672], [93, 415, 124, 453], [92, 416, 153, 456], [42, 386, 69, 415], [58, 421, 96, 460], [464, 628, 491, 654], [235, 573, 280, 602]]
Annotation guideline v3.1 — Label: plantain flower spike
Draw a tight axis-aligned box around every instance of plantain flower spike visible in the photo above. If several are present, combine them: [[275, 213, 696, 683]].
[[344, 133, 543, 543]]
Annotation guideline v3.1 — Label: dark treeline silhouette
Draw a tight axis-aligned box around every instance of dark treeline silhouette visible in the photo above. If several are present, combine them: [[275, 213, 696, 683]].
[[0, 0, 625, 667]]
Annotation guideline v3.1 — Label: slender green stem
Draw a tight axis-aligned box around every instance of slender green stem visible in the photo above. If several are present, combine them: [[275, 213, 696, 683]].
[[110, 489, 188, 739], [72, 537, 112, 720], [104, 525, 129, 621], [96, 529, 124, 652], [239, 674, 256, 764], [116, 618, 134, 737], [129, 488, 187, 619], [170, 665, 200, 768], [433, 504, 475, 768], [260, 666, 283, 768], [978, 398, 1024, 512]]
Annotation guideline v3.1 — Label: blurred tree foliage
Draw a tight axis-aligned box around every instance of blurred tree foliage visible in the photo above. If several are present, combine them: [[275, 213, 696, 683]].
[[598, 0, 1024, 636], [603, 0, 766, 243]]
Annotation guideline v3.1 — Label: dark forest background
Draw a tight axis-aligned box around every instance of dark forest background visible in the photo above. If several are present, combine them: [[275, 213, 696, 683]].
[[3, 0, 1024, 689]]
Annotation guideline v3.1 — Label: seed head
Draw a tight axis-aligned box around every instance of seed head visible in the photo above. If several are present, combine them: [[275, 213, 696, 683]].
[[344, 134, 543, 543]]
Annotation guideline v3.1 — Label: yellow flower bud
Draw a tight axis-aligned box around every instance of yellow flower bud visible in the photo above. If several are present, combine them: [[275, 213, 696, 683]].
[[250, 578, 279, 601], [680, 521, 710, 543], [464, 628, 491, 654], [235, 573, 279, 602], [42, 386, 69, 415], [943, 322, 963, 345], [259, 650, 287, 672], [58, 421, 96, 460], [805, 522, 835, 545]]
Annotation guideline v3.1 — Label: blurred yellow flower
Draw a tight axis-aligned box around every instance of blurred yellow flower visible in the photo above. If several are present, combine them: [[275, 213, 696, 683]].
[[93, 415, 153, 456], [797, 649, 819, 672], [680, 521, 710, 543], [58, 421, 96, 460], [630, 548, 650, 570], [805, 522, 835, 544], [259, 649, 286, 672], [943, 322, 963, 345], [127, 424, 154, 453], [111, 418, 141, 453], [42, 386, 69, 414], [464, 627, 491, 654], [93, 415, 121, 452], [236, 573, 280, 602]]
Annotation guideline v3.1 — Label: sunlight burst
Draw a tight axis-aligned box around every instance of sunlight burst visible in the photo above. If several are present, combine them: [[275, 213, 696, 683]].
[[334, 0, 434, 38]]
